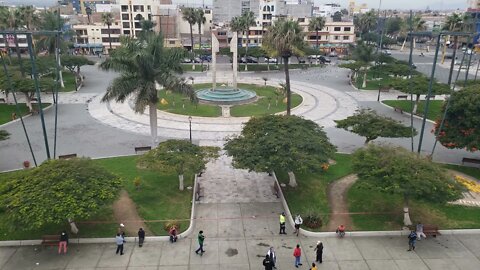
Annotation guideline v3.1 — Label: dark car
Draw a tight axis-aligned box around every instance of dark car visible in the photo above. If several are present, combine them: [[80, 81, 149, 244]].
[[246, 56, 258, 63], [319, 56, 331, 63], [200, 55, 212, 62]]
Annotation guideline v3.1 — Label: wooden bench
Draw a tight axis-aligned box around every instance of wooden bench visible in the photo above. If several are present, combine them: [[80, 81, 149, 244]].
[[59, 153, 77, 159], [393, 107, 404, 114], [41, 235, 60, 247], [397, 95, 408, 100], [134, 146, 151, 154], [423, 224, 440, 237], [0, 98, 5, 103], [426, 95, 436, 100], [462, 157, 480, 166], [271, 181, 280, 198], [195, 182, 204, 201]]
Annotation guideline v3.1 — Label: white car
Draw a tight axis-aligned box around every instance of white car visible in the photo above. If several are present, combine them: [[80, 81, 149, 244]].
[[265, 57, 278, 63], [383, 50, 392, 55]]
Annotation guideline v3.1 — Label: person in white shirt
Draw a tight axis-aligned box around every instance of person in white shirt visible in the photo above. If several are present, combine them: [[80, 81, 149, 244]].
[[294, 215, 303, 236]]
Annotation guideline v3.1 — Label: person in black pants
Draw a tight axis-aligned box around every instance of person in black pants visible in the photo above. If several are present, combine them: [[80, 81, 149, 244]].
[[115, 233, 124, 255], [263, 254, 273, 270], [138, 228, 145, 247], [314, 241, 323, 263]]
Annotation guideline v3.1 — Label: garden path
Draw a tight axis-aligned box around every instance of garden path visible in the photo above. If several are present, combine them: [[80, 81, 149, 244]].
[[326, 174, 358, 231], [112, 190, 153, 236]]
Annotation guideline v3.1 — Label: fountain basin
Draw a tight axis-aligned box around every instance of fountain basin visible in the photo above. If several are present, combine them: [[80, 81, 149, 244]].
[[196, 87, 257, 105]]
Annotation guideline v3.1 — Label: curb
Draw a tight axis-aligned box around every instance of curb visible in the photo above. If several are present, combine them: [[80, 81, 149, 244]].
[[380, 101, 436, 124], [0, 103, 54, 128], [271, 170, 480, 238]]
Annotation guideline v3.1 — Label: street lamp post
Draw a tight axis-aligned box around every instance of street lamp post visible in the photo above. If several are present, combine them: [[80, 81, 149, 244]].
[[188, 116, 192, 143]]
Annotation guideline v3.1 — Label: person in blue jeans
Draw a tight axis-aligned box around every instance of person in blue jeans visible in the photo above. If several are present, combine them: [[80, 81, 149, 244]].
[[293, 244, 302, 268], [195, 230, 205, 255], [407, 230, 417, 251]]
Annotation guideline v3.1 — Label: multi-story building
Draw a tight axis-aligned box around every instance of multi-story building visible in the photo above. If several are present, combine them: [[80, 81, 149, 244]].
[[118, 0, 160, 37], [314, 3, 342, 18], [468, 0, 480, 11], [302, 20, 355, 54], [212, 0, 260, 25], [72, 20, 122, 54]]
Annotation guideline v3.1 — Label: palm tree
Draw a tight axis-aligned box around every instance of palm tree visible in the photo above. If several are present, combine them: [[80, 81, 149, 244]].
[[100, 33, 197, 146], [263, 19, 306, 115], [442, 13, 463, 84], [308, 16, 326, 63], [230, 16, 244, 68], [101, 12, 114, 51], [138, 19, 156, 40], [412, 15, 426, 49], [354, 10, 377, 38], [240, 11, 256, 71], [353, 42, 375, 88], [182, 7, 197, 68], [17, 5, 39, 30], [195, 9, 206, 52]]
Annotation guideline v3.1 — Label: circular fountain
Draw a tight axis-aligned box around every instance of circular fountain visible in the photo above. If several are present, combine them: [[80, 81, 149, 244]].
[[196, 85, 257, 105]]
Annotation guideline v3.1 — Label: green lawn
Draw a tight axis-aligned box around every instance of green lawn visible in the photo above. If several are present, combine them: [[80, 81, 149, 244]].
[[181, 64, 207, 72], [43, 72, 77, 92], [276, 153, 354, 231], [443, 164, 480, 179], [157, 83, 303, 117], [382, 100, 444, 121], [0, 103, 51, 125], [0, 155, 193, 240], [354, 70, 397, 90]]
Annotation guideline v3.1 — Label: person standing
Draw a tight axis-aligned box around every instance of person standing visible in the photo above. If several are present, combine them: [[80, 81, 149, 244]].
[[195, 230, 205, 255], [138, 228, 145, 247], [416, 222, 426, 240], [407, 230, 417, 251], [294, 214, 303, 236], [267, 247, 277, 269], [263, 254, 273, 270], [279, 212, 286, 235], [314, 241, 323, 263], [115, 233, 124, 255], [58, 231, 68, 254], [293, 244, 302, 268]]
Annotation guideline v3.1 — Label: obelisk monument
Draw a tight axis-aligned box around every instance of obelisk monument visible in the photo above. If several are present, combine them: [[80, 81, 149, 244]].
[[230, 32, 238, 89], [211, 32, 219, 91]]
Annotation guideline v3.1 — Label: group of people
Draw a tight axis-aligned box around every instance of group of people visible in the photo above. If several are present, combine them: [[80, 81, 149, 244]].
[[262, 241, 324, 269], [279, 212, 304, 236], [408, 222, 427, 251]]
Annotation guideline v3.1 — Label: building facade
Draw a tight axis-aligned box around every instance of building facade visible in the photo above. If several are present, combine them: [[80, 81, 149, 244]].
[[73, 21, 122, 53], [212, 0, 260, 24]]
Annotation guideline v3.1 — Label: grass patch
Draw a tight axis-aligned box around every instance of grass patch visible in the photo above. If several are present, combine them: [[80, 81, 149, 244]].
[[0, 155, 193, 239], [276, 153, 354, 231], [181, 64, 207, 72], [443, 164, 480, 179], [382, 100, 444, 121], [43, 72, 77, 92], [348, 181, 480, 231], [158, 90, 222, 117], [354, 70, 397, 90], [0, 103, 51, 125], [230, 84, 302, 117]]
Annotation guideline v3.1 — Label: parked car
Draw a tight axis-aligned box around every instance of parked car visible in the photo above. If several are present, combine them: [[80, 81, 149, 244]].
[[383, 50, 392, 55], [319, 56, 331, 63], [199, 55, 212, 62], [328, 52, 338, 57], [298, 58, 306, 64], [246, 56, 258, 63], [182, 58, 192, 63], [193, 57, 202, 63], [265, 57, 278, 63]]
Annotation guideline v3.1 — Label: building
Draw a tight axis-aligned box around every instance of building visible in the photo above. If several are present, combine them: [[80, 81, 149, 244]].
[[468, 0, 480, 10], [212, 0, 260, 24], [118, 0, 160, 37], [73, 20, 122, 54], [348, 0, 368, 15], [302, 20, 355, 54], [314, 3, 342, 18]]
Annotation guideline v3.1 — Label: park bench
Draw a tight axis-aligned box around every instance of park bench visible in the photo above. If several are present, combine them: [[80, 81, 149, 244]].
[[423, 224, 440, 237], [393, 107, 404, 114], [41, 235, 60, 247], [462, 157, 480, 166], [0, 98, 5, 103], [397, 95, 408, 100], [271, 181, 280, 198], [425, 95, 436, 100], [134, 146, 151, 154], [195, 182, 204, 201], [59, 153, 77, 159]]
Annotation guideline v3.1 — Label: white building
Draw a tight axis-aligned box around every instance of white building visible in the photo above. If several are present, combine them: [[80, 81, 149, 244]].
[[118, 0, 160, 37], [315, 3, 342, 18], [73, 21, 122, 53]]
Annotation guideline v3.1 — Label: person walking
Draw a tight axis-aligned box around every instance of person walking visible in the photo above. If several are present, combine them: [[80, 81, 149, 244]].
[[138, 228, 145, 247], [58, 231, 68, 254], [263, 254, 274, 270], [416, 222, 426, 240], [267, 246, 277, 269], [115, 233, 125, 255], [195, 230, 205, 255], [407, 230, 417, 251], [294, 214, 303, 236], [310, 262, 318, 270], [293, 244, 302, 268], [279, 212, 286, 235], [314, 241, 323, 263]]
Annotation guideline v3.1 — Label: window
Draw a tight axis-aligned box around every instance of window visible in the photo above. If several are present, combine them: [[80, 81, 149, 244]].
[[343, 36, 349, 40], [133, 5, 144, 12], [121, 5, 128, 12], [123, 22, 130, 28], [298, 18, 305, 23], [344, 27, 351, 31], [169, 40, 175, 45], [334, 27, 341, 31], [205, 10, 211, 14], [334, 35, 339, 40], [134, 14, 144, 21], [271, 5, 274, 12], [123, 30, 130, 35], [134, 22, 141, 28], [147, 5, 151, 11], [122, 14, 129, 20]]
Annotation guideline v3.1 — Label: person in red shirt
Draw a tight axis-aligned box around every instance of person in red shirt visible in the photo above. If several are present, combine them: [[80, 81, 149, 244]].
[[337, 224, 346, 237], [293, 244, 302, 268]]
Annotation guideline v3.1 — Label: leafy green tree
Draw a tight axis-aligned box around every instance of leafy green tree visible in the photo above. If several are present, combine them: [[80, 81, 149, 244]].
[[332, 11, 342, 22], [263, 19, 306, 115], [101, 12, 114, 51], [353, 42, 375, 88], [390, 75, 450, 114], [225, 115, 336, 187], [435, 86, 480, 152], [138, 140, 219, 190], [61, 55, 94, 90], [100, 34, 196, 146], [385, 17, 403, 35], [339, 61, 363, 83], [5, 75, 54, 111], [308, 16, 326, 61], [335, 109, 417, 144], [0, 130, 9, 141], [352, 145, 463, 226], [0, 158, 121, 230]]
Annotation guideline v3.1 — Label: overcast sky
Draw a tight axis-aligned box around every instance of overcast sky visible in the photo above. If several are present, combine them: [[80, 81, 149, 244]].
[[0, 0, 468, 10]]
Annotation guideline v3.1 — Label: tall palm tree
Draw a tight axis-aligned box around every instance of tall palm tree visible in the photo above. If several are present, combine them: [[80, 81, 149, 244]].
[[100, 33, 197, 146], [138, 19, 156, 40], [17, 5, 39, 30], [263, 19, 306, 115], [353, 42, 375, 88], [101, 12, 114, 51], [182, 7, 197, 67], [442, 13, 463, 83], [308, 16, 326, 63], [412, 15, 426, 49], [355, 10, 377, 38], [230, 16, 244, 68], [195, 9, 206, 52], [240, 11, 256, 71]]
